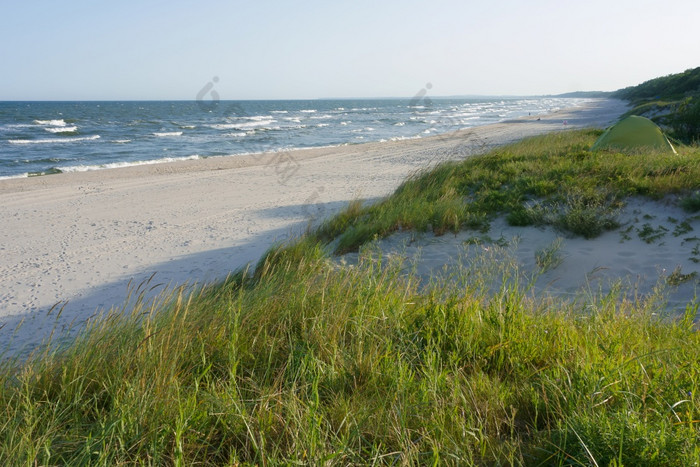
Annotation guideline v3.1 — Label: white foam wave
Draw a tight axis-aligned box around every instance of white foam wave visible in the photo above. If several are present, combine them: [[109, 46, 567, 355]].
[[225, 132, 247, 137], [0, 173, 30, 180], [389, 135, 421, 141], [1, 124, 34, 130], [153, 132, 183, 137], [300, 110, 317, 113], [44, 126, 78, 133], [112, 139, 132, 143], [8, 135, 100, 145], [270, 110, 288, 114], [33, 119, 66, 127], [209, 119, 276, 130], [316, 123, 330, 128], [59, 155, 201, 173]]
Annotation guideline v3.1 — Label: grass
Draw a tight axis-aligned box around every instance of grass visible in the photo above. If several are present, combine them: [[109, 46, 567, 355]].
[[681, 191, 700, 212], [315, 130, 700, 252], [535, 237, 564, 272], [1, 130, 700, 465]]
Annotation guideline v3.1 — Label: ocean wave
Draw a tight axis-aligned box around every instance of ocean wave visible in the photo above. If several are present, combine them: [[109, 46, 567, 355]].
[[0, 173, 31, 180], [390, 135, 421, 141], [153, 132, 183, 137], [246, 115, 276, 121], [1, 123, 35, 130], [209, 119, 276, 130], [225, 132, 247, 137], [270, 110, 288, 114], [59, 155, 201, 173], [300, 110, 317, 113], [112, 139, 132, 144], [33, 119, 67, 127], [8, 135, 100, 145], [44, 126, 78, 133], [208, 123, 238, 130]]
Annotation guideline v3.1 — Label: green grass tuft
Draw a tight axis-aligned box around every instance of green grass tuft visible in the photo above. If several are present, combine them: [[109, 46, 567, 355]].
[[681, 191, 700, 212], [315, 130, 700, 252]]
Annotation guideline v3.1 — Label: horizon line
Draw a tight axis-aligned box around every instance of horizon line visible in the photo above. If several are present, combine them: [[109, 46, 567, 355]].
[[0, 92, 612, 103]]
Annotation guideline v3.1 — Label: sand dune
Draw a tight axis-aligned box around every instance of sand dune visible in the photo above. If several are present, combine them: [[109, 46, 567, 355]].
[[0, 99, 628, 356]]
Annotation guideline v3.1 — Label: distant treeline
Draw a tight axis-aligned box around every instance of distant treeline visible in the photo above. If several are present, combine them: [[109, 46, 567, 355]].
[[613, 66, 700, 143]]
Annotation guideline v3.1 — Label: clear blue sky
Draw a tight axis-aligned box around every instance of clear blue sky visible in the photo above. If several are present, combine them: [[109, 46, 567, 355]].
[[2, 0, 699, 100]]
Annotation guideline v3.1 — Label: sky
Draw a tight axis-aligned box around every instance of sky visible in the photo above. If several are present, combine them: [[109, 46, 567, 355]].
[[2, 0, 700, 101]]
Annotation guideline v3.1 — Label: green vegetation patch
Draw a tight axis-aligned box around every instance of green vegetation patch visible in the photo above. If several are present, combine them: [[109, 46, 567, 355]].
[[614, 66, 700, 143], [1, 240, 699, 465], [317, 130, 700, 252], [1, 130, 700, 465]]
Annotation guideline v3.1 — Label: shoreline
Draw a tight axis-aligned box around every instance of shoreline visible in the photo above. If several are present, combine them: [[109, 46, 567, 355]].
[[0, 98, 623, 193], [0, 98, 628, 356]]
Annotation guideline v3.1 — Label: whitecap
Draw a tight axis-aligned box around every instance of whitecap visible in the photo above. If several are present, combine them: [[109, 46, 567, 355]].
[[59, 155, 201, 173], [209, 119, 275, 130], [0, 173, 30, 180], [153, 132, 183, 137], [33, 119, 67, 127], [8, 135, 100, 144], [44, 126, 78, 133], [389, 135, 421, 141]]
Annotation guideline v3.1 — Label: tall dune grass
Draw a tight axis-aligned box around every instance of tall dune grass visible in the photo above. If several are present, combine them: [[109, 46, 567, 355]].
[[1, 130, 699, 465]]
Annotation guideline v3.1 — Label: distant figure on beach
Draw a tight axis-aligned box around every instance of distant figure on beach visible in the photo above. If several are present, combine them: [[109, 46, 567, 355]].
[[563, 120, 568, 125]]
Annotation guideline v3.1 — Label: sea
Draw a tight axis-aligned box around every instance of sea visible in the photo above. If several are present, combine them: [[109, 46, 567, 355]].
[[0, 97, 589, 179]]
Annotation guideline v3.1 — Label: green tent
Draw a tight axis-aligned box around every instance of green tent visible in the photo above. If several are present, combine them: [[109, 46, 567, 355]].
[[591, 115, 676, 154]]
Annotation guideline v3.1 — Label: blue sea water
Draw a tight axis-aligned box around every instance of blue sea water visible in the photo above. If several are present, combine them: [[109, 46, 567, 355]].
[[0, 97, 588, 179]]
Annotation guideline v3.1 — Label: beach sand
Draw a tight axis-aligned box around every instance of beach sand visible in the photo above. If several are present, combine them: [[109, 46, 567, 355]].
[[0, 99, 628, 356], [340, 197, 700, 313]]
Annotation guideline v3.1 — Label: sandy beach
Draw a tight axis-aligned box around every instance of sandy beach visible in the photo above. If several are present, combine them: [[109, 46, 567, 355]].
[[0, 99, 628, 355]]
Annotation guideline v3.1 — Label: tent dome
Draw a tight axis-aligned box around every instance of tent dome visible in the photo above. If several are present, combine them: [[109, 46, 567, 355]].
[[591, 115, 676, 154]]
